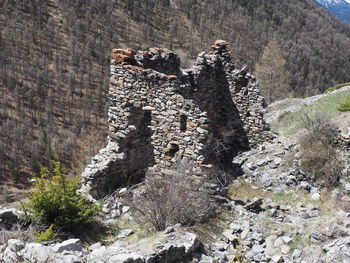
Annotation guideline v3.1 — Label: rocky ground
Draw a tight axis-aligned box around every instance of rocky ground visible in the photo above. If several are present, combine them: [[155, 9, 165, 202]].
[[1, 94, 350, 262], [1, 144, 350, 263], [226, 137, 350, 262]]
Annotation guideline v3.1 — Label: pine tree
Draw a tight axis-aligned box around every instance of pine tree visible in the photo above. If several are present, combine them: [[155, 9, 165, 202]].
[[23, 161, 99, 233], [255, 40, 291, 103]]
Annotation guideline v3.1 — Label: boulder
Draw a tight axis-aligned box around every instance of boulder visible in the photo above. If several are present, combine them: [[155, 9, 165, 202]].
[[222, 229, 238, 243], [117, 229, 134, 238], [108, 253, 144, 263], [1, 239, 25, 263], [251, 244, 264, 256], [244, 198, 264, 213], [87, 229, 201, 263], [0, 208, 21, 229], [21, 243, 52, 262], [52, 238, 82, 253]]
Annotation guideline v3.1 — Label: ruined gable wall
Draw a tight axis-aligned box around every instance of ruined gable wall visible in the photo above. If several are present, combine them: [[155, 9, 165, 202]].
[[210, 41, 273, 147], [179, 50, 250, 165], [81, 42, 273, 200], [230, 75, 272, 146], [81, 55, 210, 199], [108, 64, 209, 166]]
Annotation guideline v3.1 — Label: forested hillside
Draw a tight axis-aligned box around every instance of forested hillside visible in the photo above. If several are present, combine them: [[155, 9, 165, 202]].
[[1, 0, 350, 184]]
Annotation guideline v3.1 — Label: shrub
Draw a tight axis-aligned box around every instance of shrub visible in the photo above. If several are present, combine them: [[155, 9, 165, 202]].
[[300, 112, 337, 147], [337, 97, 350, 112], [206, 126, 242, 165], [29, 157, 41, 175], [131, 160, 214, 231], [35, 224, 56, 243], [23, 161, 98, 234], [300, 143, 342, 187], [299, 113, 343, 187]]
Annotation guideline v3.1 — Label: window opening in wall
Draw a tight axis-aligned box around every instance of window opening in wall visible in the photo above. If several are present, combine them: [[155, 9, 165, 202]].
[[144, 110, 152, 124], [168, 143, 180, 157], [180, 114, 187, 132]]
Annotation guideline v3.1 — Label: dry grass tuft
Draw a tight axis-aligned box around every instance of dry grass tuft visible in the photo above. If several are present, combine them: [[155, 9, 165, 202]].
[[0, 223, 40, 245]]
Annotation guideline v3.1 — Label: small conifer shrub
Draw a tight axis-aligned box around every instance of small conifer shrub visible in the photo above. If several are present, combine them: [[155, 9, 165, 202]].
[[23, 161, 98, 234], [35, 224, 56, 243]]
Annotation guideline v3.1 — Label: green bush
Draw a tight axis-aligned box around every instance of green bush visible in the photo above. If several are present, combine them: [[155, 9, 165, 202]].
[[29, 158, 41, 175], [35, 224, 56, 243], [337, 97, 350, 112], [23, 161, 98, 234]]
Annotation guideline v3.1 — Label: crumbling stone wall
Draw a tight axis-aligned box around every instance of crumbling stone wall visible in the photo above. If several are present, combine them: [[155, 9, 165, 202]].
[[210, 40, 271, 146], [81, 41, 272, 200]]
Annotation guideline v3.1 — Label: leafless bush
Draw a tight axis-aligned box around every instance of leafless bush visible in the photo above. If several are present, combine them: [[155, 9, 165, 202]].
[[210, 128, 235, 155], [300, 112, 338, 147], [299, 112, 343, 187], [207, 166, 237, 187], [300, 143, 343, 187], [0, 223, 39, 245], [207, 127, 237, 164], [131, 160, 214, 231]]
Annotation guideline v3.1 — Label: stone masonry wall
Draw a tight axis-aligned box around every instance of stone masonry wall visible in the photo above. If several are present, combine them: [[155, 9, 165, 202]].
[[211, 41, 271, 146], [81, 41, 273, 200]]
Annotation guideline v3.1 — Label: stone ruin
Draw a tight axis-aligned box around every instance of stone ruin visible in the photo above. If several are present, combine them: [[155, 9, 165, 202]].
[[81, 40, 273, 200]]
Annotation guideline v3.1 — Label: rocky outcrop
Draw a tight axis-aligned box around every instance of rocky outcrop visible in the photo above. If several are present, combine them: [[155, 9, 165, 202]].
[[0, 229, 203, 263], [87, 227, 201, 263], [81, 40, 273, 200], [0, 238, 84, 263]]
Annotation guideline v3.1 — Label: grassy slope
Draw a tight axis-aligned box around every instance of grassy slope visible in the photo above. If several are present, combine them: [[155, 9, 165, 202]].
[[270, 88, 350, 135]]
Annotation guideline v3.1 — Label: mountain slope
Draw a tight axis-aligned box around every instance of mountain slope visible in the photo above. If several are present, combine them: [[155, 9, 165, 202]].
[[1, 0, 350, 188], [315, 0, 350, 7], [314, 0, 350, 23]]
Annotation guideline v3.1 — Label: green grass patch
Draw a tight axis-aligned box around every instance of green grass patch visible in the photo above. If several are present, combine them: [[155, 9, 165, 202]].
[[270, 189, 340, 215], [228, 180, 271, 201], [229, 180, 340, 215], [270, 89, 350, 135], [289, 233, 312, 252]]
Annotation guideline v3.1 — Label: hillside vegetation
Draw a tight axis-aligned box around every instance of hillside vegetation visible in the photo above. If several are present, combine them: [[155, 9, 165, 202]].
[[1, 0, 350, 186], [269, 86, 350, 135]]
